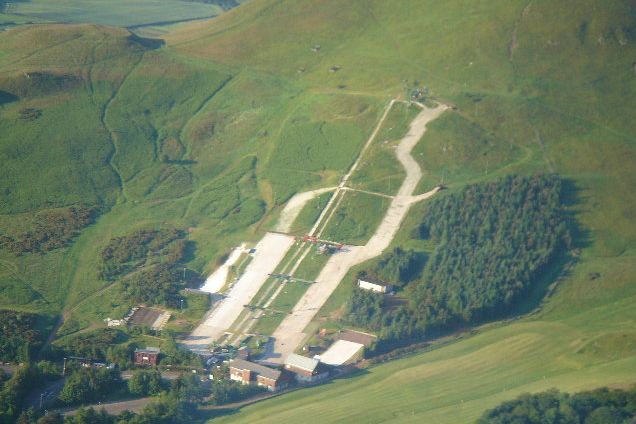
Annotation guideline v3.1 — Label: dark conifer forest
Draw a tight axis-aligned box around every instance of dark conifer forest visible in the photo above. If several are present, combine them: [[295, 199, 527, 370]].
[[346, 175, 568, 348], [477, 386, 636, 424]]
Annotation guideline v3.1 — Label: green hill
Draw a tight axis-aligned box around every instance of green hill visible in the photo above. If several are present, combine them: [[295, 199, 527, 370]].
[[166, 0, 636, 422], [0, 0, 634, 422], [0, 17, 385, 334]]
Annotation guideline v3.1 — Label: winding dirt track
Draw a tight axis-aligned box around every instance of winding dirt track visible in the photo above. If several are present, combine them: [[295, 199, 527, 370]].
[[262, 103, 448, 363]]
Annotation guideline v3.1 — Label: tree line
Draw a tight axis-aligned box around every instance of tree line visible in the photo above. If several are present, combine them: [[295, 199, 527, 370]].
[[0, 362, 57, 424], [10, 365, 263, 424], [345, 175, 569, 351], [477, 386, 636, 423]]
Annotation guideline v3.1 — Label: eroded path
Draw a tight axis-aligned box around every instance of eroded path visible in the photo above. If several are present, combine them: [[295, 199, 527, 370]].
[[262, 103, 448, 363]]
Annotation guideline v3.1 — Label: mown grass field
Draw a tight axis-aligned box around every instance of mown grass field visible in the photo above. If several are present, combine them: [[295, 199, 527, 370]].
[[0, 0, 634, 422]]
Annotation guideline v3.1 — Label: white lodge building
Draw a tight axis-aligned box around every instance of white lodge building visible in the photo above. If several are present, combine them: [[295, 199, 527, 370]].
[[357, 277, 393, 293]]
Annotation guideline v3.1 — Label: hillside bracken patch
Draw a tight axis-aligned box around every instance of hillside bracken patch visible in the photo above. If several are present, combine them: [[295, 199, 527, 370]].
[[0, 205, 96, 254], [0, 71, 82, 98], [99, 228, 186, 280]]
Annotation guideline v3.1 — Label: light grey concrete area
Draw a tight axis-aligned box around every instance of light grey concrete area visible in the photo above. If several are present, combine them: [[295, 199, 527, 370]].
[[181, 232, 295, 353]]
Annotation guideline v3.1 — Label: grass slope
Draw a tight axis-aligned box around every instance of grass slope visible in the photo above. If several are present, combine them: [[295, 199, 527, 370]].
[[0, 0, 634, 421], [168, 0, 636, 422], [320, 191, 390, 245], [0, 20, 382, 332], [349, 102, 420, 195]]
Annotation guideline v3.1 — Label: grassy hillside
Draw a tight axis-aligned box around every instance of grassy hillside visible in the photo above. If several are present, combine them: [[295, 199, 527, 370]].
[[0, 0, 634, 421], [165, 0, 636, 422], [0, 18, 383, 330]]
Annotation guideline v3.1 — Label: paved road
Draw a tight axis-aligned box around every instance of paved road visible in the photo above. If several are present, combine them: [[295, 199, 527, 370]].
[[181, 232, 295, 353], [262, 103, 447, 363], [25, 378, 66, 411], [121, 370, 182, 380]]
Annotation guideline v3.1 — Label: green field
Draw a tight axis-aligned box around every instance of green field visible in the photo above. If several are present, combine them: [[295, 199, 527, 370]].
[[1, 0, 233, 27], [349, 102, 420, 195], [263, 93, 383, 204], [320, 191, 390, 245], [288, 191, 333, 235], [0, 0, 635, 422]]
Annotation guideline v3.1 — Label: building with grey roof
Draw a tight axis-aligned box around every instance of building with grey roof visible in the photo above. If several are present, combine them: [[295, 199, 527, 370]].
[[284, 353, 329, 384], [229, 358, 284, 391]]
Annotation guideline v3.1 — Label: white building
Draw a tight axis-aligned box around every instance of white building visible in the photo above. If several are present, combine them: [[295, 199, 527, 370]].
[[317, 340, 364, 366], [357, 277, 393, 293]]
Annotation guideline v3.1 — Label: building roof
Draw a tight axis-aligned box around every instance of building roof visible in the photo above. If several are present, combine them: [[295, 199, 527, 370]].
[[319, 340, 364, 366], [284, 353, 319, 373], [135, 346, 160, 353], [358, 276, 392, 287], [230, 359, 281, 381], [337, 330, 377, 347]]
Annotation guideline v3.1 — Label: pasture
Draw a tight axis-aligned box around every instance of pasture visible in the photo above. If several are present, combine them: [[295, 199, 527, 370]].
[[347, 101, 419, 195], [2, 0, 227, 27], [320, 192, 390, 245], [288, 191, 333, 235], [263, 93, 383, 204]]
